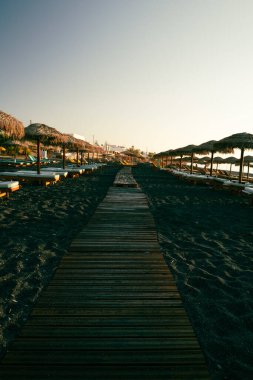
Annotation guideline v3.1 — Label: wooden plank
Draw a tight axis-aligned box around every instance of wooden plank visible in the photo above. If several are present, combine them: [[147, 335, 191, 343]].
[[26, 315, 194, 327], [19, 326, 196, 338], [0, 365, 210, 380]]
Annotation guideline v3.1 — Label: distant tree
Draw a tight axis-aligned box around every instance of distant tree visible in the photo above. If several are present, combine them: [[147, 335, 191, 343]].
[[128, 146, 141, 156], [148, 152, 155, 159]]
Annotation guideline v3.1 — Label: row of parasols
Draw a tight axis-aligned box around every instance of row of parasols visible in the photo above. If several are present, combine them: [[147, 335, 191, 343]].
[[154, 133, 253, 183], [0, 110, 105, 174]]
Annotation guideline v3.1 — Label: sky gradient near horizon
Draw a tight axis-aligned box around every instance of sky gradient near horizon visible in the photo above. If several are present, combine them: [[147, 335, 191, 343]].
[[1, 0, 253, 153]]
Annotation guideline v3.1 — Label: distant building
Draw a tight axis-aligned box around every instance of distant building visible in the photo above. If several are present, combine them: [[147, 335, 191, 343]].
[[104, 144, 126, 153], [71, 133, 86, 141]]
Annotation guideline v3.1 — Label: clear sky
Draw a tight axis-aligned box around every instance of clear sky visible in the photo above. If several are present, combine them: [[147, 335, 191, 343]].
[[1, 0, 253, 153]]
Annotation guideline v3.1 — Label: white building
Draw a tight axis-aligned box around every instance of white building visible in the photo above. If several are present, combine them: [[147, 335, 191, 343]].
[[71, 133, 86, 141], [104, 144, 126, 153]]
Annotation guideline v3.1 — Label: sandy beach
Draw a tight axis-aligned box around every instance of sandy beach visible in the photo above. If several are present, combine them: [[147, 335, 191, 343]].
[[0, 165, 119, 359], [0, 163, 252, 380], [133, 165, 253, 380]]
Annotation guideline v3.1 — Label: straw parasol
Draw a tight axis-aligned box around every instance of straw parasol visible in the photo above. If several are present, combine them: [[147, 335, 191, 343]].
[[242, 155, 253, 179], [214, 132, 253, 182], [0, 110, 24, 140], [25, 123, 64, 174], [61, 134, 87, 168], [196, 156, 211, 171], [121, 150, 145, 165], [197, 156, 211, 164], [193, 140, 233, 176], [213, 156, 225, 172], [2, 138, 31, 157], [172, 144, 197, 173], [223, 156, 238, 177], [153, 150, 169, 167]]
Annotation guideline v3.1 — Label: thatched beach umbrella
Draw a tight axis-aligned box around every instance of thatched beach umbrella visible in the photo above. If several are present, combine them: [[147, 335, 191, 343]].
[[84, 141, 96, 163], [173, 144, 197, 173], [122, 150, 144, 165], [197, 156, 211, 163], [0, 110, 24, 140], [166, 149, 179, 165], [214, 132, 253, 183], [25, 123, 64, 174], [155, 151, 167, 167], [213, 156, 225, 172], [196, 156, 211, 171], [193, 140, 233, 176], [2, 138, 31, 157], [242, 155, 253, 179], [62, 134, 86, 168], [223, 156, 238, 177], [153, 150, 171, 167]]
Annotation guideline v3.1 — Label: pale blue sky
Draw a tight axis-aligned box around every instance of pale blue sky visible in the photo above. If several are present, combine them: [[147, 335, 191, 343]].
[[1, 0, 253, 152]]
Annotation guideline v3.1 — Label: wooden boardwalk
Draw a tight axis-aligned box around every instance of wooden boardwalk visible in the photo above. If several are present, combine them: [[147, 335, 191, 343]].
[[1, 170, 210, 379]]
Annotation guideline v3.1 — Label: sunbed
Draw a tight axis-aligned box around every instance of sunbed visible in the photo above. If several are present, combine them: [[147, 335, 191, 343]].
[[0, 180, 20, 198], [0, 171, 60, 186]]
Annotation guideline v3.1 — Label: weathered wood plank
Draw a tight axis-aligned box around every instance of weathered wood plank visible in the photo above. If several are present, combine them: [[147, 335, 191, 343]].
[[26, 315, 193, 327], [19, 326, 196, 338], [0, 365, 210, 380]]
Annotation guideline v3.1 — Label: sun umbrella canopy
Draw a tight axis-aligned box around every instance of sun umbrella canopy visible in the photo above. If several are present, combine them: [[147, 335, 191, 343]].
[[172, 144, 197, 155], [25, 123, 64, 144], [214, 132, 253, 182], [122, 150, 143, 158], [25, 123, 64, 174], [243, 155, 253, 163], [214, 132, 253, 151], [83, 141, 95, 152], [213, 156, 225, 163], [197, 156, 211, 163], [223, 156, 238, 164], [62, 134, 86, 150], [192, 140, 217, 154], [0, 110, 24, 139]]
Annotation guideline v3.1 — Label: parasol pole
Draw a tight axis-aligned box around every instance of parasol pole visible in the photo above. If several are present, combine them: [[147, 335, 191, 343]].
[[36, 137, 41, 175], [179, 154, 183, 170], [62, 144, 66, 169], [76, 147, 79, 167], [190, 153, 194, 174], [80, 151, 83, 166], [239, 148, 244, 183], [210, 151, 214, 176], [229, 163, 232, 177]]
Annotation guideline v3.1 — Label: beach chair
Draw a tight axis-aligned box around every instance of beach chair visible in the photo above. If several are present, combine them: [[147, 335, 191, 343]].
[[0, 171, 60, 186], [0, 180, 20, 198], [242, 186, 253, 205]]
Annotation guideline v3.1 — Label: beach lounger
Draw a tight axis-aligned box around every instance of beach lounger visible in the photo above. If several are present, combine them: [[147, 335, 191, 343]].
[[59, 167, 84, 177], [40, 168, 68, 178], [242, 186, 253, 204], [68, 164, 97, 174], [242, 186, 253, 195], [0, 180, 20, 198], [0, 171, 60, 186], [41, 167, 83, 178]]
